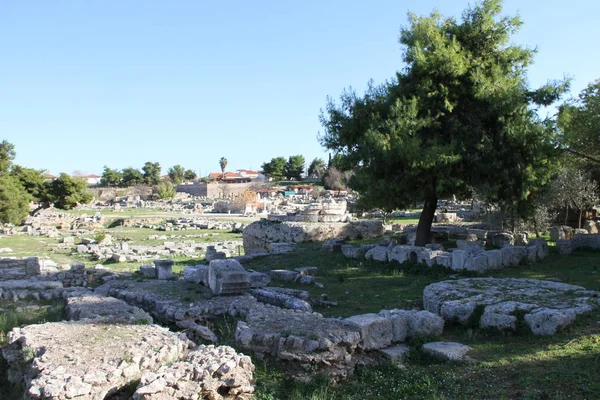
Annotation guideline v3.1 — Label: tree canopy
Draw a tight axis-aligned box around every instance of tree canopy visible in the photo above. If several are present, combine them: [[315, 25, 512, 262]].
[[100, 166, 123, 186], [319, 0, 567, 245], [558, 79, 600, 166], [167, 164, 185, 185], [142, 161, 161, 185], [307, 158, 326, 179], [261, 157, 287, 181], [285, 155, 305, 180], [219, 157, 228, 177]]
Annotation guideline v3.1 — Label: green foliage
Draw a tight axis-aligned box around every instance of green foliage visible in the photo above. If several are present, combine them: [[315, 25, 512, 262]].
[[219, 157, 228, 176], [100, 165, 122, 186], [307, 158, 326, 179], [121, 167, 144, 186], [319, 0, 567, 244], [142, 161, 161, 185], [285, 154, 305, 180], [183, 169, 197, 181], [154, 180, 176, 200], [47, 173, 93, 210], [261, 156, 287, 180], [167, 164, 185, 185], [10, 165, 48, 200], [0, 175, 32, 224], [0, 140, 16, 175], [558, 79, 600, 162]]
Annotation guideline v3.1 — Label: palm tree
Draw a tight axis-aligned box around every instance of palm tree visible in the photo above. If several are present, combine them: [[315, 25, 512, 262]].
[[219, 157, 228, 179]]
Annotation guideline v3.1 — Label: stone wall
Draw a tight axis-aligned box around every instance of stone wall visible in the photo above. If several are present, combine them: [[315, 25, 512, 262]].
[[242, 219, 384, 255], [176, 181, 257, 199], [0, 257, 41, 281], [0, 257, 88, 287]]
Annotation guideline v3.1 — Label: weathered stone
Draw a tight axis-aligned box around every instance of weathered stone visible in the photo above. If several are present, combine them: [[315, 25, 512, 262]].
[[345, 313, 393, 350], [422, 342, 473, 361], [491, 233, 514, 248], [464, 254, 489, 273], [140, 265, 157, 278], [451, 250, 468, 271], [480, 312, 517, 331], [572, 233, 600, 250], [208, 259, 250, 295], [550, 225, 575, 241], [500, 246, 527, 267], [456, 240, 484, 253], [524, 308, 579, 335], [247, 270, 271, 287], [183, 265, 208, 285], [365, 246, 389, 262], [133, 345, 255, 400], [378, 344, 411, 363], [250, 288, 312, 312], [295, 266, 318, 276], [378, 309, 409, 342], [269, 269, 300, 282], [154, 259, 174, 280], [528, 238, 549, 259], [556, 239, 574, 254], [423, 278, 600, 334]]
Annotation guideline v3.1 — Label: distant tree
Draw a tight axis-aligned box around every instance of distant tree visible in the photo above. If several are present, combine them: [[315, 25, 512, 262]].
[[183, 169, 197, 181], [154, 180, 176, 200], [319, 0, 567, 245], [100, 166, 122, 187], [548, 166, 598, 227], [46, 173, 92, 210], [285, 155, 305, 180], [261, 157, 286, 181], [0, 175, 31, 224], [219, 157, 228, 178], [10, 165, 48, 200], [323, 166, 352, 192], [558, 79, 600, 165], [307, 158, 326, 179], [121, 167, 144, 186], [167, 164, 185, 185], [142, 162, 161, 185], [0, 140, 16, 175]]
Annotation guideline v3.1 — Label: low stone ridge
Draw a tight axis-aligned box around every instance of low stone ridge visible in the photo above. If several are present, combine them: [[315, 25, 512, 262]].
[[423, 278, 600, 335], [421, 342, 473, 361], [349, 239, 550, 273], [250, 288, 313, 312], [133, 345, 255, 400], [3, 321, 191, 400], [243, 219, 383, 255], [66, 294, 153, 324]]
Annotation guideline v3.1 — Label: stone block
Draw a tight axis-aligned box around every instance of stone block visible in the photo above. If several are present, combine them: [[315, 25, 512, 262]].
[[422, 342, 473, 361], [345, 313, 393, 350], [526, 246, 538, 264], [451, 250, 468, 270], [365, 246, 389, 262], [500, 246, 527, 267], [270, 269, 300, 282], [378, 344, 411, 362], [524, 309, 577, 335], [528, 238, 549, 259], [491, 232, 514, 248], [479, 312, 517, 331], [379, 309, 409, 342], [154, 259, 174, 280], [486, 249, 502, 270], [583, 220, 598, 234], [208, 259, 250, 295], [247, 271, 271, 288], [556, 239, 574, 254], [464, 254, 489, 273], [572, 233, 600, 250], [456, 240, 484, 253], [111, 254, 126, 263], [183, 265, 209, 285]]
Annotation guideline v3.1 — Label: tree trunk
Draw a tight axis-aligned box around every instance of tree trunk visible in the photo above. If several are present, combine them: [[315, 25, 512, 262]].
[[415, 195, 438, 246]]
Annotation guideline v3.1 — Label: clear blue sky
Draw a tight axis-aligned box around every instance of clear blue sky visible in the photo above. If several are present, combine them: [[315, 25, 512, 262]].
[[1, 0, 598, 177]]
